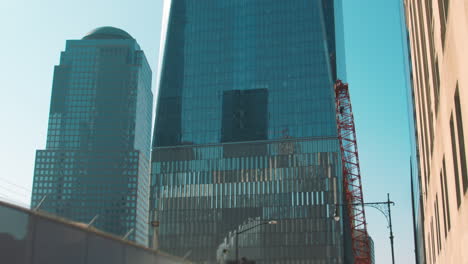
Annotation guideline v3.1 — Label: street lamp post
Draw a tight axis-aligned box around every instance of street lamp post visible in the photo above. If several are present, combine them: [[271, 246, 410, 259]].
[[234, 220, 278, 263], [150, 219, 160, 250], [334, 193, 395, 264]]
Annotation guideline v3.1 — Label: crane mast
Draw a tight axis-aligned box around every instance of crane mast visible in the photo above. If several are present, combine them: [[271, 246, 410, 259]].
[[334, 80, 371, 264]]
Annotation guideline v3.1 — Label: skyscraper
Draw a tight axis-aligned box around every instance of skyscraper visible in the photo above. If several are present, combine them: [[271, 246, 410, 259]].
[[31, 27, 153, 246], [405, 0, 468, 263], [151, 1, 348, 262]]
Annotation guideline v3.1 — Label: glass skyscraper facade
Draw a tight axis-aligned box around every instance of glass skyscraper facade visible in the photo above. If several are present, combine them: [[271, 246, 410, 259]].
[[31, 27, 153, 246], [151, 1, 348, 262]]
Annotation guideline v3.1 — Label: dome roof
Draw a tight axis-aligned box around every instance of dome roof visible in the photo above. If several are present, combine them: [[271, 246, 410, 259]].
[[82, 27, 133, 40]]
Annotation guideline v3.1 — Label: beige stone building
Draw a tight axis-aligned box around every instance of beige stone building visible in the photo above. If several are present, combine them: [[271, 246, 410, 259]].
[[404, 0, 468, 263]]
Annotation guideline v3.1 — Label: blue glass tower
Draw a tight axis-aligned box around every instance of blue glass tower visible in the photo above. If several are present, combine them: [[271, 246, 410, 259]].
[[31, 27, 153, 246], [151, 1, 348, 262]]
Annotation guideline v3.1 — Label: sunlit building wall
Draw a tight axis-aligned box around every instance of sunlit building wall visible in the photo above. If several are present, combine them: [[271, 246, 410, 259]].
[[404, 0, 468, 263]]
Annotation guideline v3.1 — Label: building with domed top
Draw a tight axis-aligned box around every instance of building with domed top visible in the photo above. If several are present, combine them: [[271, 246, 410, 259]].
[[31, 27, 153, 246]]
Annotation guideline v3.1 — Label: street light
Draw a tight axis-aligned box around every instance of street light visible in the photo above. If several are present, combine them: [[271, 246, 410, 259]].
[[234, 219, 278, 263], [150, 219, 160, 250], [334, 193, 395, 264], [333, 207, 340, 222]]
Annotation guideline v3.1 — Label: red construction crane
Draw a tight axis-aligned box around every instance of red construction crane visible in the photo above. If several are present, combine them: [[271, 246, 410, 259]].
[[334, 80, 371, 264]]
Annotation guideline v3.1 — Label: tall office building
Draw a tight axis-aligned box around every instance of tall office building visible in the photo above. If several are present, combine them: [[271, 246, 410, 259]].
[[405, 0, 468, 263], [31, 27, 153, 246], [151, 1, 348, 262]]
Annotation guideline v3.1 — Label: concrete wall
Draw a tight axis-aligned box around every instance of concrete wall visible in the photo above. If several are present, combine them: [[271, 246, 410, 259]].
[[0, 201, 189, 264]]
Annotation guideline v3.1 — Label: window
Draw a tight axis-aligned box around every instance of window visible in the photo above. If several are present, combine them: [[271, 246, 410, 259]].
[[431, 220, 436, 262], [454, 85, 468, 193], [433, 59, 441, 115], [441, 157, 451, 234], [437, 0, 449, 49], [450, 114, 462, 207], [435, 195, 441, 252]]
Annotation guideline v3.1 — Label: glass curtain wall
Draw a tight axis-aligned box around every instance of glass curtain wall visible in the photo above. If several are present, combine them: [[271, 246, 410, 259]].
[[31, 28, 153, 246], [151, 1, 348, 263]]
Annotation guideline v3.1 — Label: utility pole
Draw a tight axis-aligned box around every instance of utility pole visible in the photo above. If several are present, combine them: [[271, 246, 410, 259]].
[[235, 230, 239, 263], [387, 193, 395, 264]]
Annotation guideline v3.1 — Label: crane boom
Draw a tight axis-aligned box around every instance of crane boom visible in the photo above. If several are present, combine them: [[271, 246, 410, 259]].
[[334, 80, 371, 264]]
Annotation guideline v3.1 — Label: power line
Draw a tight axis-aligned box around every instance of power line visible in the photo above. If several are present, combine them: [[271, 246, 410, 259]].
[[0, 195, 30, 209], [0, 185, 30, 199], [0, 177, 32, 192]]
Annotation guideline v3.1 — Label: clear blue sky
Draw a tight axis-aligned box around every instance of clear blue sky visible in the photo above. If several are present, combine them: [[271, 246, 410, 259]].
[[0, 0, 414, 263]]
